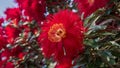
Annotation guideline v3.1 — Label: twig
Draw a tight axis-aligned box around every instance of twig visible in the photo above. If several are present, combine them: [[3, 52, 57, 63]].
[[97, 53, 114, 68]]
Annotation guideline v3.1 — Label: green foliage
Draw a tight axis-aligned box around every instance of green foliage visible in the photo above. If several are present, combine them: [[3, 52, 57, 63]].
[[79, 1, 120, 68]]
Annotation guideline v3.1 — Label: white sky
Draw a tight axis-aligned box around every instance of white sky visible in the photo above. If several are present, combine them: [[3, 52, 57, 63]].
[[0, 0, 17, 17]]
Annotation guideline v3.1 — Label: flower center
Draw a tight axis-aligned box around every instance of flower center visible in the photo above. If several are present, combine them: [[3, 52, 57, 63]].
[[48, 23, 66, 42], [88, 0, 94, 6]]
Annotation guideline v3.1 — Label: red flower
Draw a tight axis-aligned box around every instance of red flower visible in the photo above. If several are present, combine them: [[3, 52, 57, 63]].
[[55, 58, 72, 68], [0, 49, 11, 62], [16, 0, 46, 22], [0, 61, 4, 68], [74, 0, 109, 18], [0, 61, 14, 68], [5, 62, 14, 68], [0, 18, 4, 26], [5, 25, 20, 44], [0, 28, 7, 49], [11, 46, 23, 57], [0, 36, 7, 49], [18, 52, 26, 60], [4, 8, 21, 22], [38, 10, 84, 67]]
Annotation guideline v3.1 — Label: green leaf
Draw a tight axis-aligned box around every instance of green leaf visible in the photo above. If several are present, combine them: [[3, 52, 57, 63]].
[[110, 41, 120, 47]]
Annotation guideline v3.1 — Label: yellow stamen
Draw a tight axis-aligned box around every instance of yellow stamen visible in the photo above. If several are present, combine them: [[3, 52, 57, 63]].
[[88, 0, 94, 6], [48, 23, 66, 42]]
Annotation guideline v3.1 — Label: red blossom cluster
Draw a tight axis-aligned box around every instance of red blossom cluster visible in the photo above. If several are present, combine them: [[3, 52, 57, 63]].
[[0, 46, 25, 68], [4, 8, 21, 22], [38, 10, 84, 68], [0, 0, 45, 67], [15, 0, 46, 22], [0, 18, 4, 26], [74, 0, 109, 18], [0, 27, 7, 50], [0, 0, 111, 68], [0, 18, 25, 68]]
